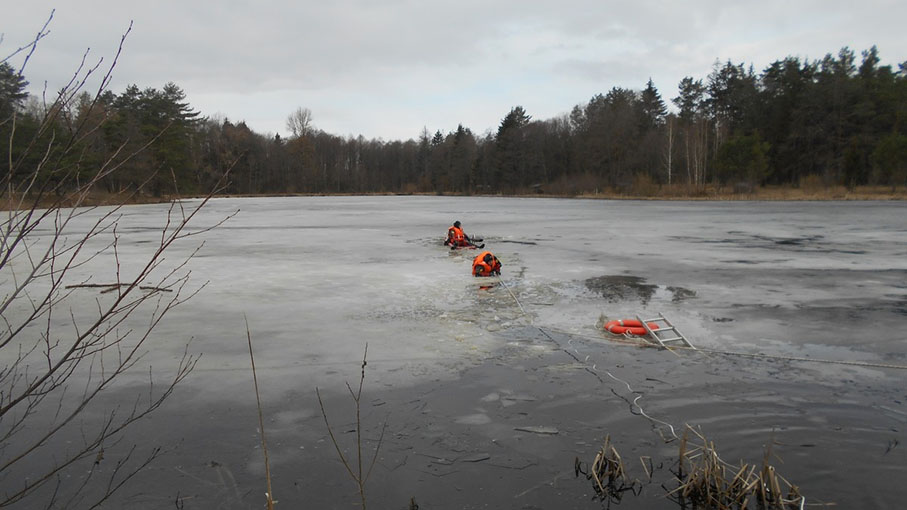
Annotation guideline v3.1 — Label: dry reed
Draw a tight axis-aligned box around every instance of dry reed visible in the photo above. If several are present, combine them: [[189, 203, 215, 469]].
[[668, 426, 804, 510], [575, 435, 640, 503], [578, 427, 806, 509], [246, 320, 275, 510]]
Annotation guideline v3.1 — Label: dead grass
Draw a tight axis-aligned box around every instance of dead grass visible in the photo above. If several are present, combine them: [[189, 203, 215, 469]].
[[575, 435, 641, 503], [579, 427, 806, 509], [669, 426, 804, 510]]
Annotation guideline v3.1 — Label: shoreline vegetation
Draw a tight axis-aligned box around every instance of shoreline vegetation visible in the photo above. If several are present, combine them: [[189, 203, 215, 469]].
[[11, 184, 906, 210], [6, 45, 907, 213]]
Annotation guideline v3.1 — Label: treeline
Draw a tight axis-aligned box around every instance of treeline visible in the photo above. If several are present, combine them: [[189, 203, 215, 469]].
[[3, 45, 906, 197]]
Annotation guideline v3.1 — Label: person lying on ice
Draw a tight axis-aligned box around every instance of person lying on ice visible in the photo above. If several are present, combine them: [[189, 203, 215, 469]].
[[445, 221, 483, 248], [472, 251, 502, 277]]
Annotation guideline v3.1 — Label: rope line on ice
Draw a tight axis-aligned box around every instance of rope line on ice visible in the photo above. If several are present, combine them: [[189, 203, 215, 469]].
[[495, 275, 681, 441]]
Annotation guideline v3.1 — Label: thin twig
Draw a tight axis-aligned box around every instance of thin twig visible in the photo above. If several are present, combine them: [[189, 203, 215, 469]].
[[245, 318, 274, 510], [64, 283, 172, 292]]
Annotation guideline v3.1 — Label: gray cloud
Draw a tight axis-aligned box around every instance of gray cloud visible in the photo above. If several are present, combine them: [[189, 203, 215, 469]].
[[5, 0, 905, 140]]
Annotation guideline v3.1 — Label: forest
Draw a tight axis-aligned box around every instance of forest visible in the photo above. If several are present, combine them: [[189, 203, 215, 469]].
[[3, 45, 906, 198]]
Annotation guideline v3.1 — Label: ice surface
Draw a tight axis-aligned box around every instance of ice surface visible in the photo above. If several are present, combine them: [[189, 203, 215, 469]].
[[4, 196, 906, 509], [12, 196, 905, 390]]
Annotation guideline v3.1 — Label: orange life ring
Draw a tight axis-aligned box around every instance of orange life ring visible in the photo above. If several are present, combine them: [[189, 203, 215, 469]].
[[604, 319, 659, 336]]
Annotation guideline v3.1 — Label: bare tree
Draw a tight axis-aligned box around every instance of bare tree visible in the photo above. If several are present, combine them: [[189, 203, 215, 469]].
[[286, 106, 314, 139], [1, 14, 229, 508]]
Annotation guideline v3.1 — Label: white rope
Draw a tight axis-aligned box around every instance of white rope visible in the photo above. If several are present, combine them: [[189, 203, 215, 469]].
[[495, 275, 525, 314], [602, 369, 680, 440]]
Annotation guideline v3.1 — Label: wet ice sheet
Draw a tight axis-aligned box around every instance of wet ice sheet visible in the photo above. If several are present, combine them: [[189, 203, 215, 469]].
[[13, 196, 903, 389], [3, 196, 906, 508]]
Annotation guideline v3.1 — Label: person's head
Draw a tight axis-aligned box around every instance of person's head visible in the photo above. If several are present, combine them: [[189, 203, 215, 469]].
[[454, 221, 461, 228], [484, 253, 493, 263]]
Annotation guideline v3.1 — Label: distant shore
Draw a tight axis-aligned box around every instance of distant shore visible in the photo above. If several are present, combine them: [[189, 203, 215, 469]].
[[182, 184, 907, 204], [580, 184, 907, 201], [10, 184, 907, 210], [188, 183, 907, 201]]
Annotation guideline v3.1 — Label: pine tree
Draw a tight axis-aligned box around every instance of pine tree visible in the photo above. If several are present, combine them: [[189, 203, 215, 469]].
[[495, 106, 531, 191], [0, 62, 30, 120], [639, 78, 667, 128]]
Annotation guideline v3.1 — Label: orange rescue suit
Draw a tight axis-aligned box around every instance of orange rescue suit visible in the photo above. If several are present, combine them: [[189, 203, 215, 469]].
[[472, 251, 501, 277], [447, 225, 467, 246]]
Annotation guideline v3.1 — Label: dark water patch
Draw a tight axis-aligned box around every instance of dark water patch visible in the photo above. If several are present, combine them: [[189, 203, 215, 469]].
[[666, 286, 697, 302], [585, 275, 658, 304], [668, 235, 740, 245], [746, 234, 870, 255], [721, 258, 793, 264], [667, 235, 715, 243], [670, 234, 869, 255], [771, 234, 824, 245], [584, 276, 696, 305], [894, 298, 907, 316], [730, 303, 782, 309], [498, 239, 538, 245]]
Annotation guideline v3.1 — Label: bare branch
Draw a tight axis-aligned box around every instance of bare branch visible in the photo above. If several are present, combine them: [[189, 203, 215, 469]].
[[317, 344, 385, 509], [1, 10, 54, 69], [0, 16, 222, 508]]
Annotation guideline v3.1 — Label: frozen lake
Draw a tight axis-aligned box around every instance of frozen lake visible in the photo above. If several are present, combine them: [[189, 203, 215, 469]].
[[4, 196, 906, 509]]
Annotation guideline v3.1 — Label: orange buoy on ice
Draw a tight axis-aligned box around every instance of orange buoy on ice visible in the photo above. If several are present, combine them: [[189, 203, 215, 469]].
[[604, 319, 659, 336]]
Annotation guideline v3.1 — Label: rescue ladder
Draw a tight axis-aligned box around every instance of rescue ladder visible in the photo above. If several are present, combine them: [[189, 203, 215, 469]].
[[636, 313, 695, 350]]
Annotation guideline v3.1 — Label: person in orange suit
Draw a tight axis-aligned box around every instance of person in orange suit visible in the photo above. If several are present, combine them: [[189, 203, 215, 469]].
[[472, 251, 502, 277], [445, 220, 483, 249]]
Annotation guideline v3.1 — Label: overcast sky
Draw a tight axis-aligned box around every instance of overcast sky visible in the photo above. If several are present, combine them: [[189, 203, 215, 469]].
[[5, 1, 905, 141]]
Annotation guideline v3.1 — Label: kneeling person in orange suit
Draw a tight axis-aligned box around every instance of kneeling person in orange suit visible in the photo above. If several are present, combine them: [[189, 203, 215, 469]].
[[472, 251, 502, 277]]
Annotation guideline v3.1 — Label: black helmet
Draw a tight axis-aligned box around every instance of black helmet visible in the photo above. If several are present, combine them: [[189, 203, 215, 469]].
[[454, 221, 461, 227], [484, 253, 493, 263]]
